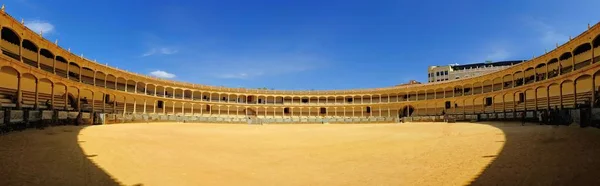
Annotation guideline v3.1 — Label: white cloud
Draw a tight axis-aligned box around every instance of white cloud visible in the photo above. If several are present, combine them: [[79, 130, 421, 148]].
[[149, 70, 176, 79], [141, 47, 178, 57], [24, 20, 54, 34]]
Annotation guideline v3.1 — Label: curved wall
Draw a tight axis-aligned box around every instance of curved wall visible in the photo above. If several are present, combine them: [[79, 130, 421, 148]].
[[1, 9, 600, 121]]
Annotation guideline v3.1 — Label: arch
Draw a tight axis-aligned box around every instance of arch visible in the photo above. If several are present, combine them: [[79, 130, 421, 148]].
[[136, 82, 146, 94], [535, 63, 547, 81], [559, 52, 573, 74], [0, 66, 20, 91], [126, 80, 136, 93], [573, 43, 593, 70], [94, 71, 106, 88], [146, 84, 156, 96], [492, 77, 503, 91], [524, 67, 535, 84], [547, 58, 560, 78], [453, 85, 463, 97], [399, 105, 415, 117], [443, 87, 454, 98], [536, 86, 548, 109], [68, 62, 81, 81], [561, 80, 575, 108], [105, 74, 117, 89], [165, 87, 175, 98], [502, 74, 512, 89], [574, 74, 593, 107], [174, 89, 183, 99], [425, 89, 435, 100], [116, 77, 127, 91], [54, 56, 68, 77], [21, 39, 38, 67], [513, 71, 523, 87], [1, 27, 20, 59], [472, 82, 483, 94], [482, 79, 493, 93], [81, 67, 95, 85], [548, 83, 560, 109], [156, 86, 165, 97]]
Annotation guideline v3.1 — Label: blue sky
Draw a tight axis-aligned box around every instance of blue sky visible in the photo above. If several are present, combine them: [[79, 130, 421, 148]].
[[6, 0, 600, 90]]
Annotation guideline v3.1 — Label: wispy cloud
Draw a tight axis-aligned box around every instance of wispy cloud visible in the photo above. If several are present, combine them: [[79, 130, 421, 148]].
[[141, 47, 178, 57], [485, 48, 510, 61], [523, 16, 568, 48], [149, 70, 176, 79], [24, 20, 54, 34], [208, 52, 324, 80]]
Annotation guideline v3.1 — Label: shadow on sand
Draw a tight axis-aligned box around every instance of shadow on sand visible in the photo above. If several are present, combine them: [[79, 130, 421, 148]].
[[470, 122, 600, 185], [1, 122, 600, 185], [0, 125, 138, 186]]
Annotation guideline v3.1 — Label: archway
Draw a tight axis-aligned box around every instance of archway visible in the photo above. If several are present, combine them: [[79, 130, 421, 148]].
[[399, 105, 415, 118]]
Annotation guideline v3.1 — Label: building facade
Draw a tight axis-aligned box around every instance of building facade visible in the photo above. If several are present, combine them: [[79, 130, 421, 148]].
[[428, 61, 524, 83], [0, 8, 599, 124]]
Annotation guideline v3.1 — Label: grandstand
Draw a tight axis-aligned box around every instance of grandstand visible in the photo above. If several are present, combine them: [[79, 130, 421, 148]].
[[0, 7, 598, 127]]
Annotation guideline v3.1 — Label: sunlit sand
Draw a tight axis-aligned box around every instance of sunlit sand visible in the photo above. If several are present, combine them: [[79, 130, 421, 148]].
[[1, 123, 600, 186]]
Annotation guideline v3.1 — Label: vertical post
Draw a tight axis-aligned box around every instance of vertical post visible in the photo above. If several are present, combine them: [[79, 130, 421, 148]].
[[102, 93, 106, 113], [592, 77, 596, 108], [16, 75, 22, 109], [91, 92, 95, 114], [76, 90, 81, 112], [123, 97, 127, 114], [34, 79, 39, 109], [143, 100, 147, 114], [64, 86, 69, 110], [133, 99, 137, 114], [50, 84, 54, 109], [559, 84, 563, 109], [573, 81, 577, 108], [546, 87, 550, 109]]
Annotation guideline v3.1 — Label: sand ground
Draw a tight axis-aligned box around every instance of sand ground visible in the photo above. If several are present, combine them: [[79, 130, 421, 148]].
[[0, 122, 599, 186]]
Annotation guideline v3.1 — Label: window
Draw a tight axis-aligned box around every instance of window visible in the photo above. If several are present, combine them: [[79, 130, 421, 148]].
[[445, 71, 448, 75], [436, 72, 440, 76]]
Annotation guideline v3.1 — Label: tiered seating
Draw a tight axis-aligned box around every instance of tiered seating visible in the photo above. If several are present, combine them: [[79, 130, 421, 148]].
[[115, 102, 125, 113], [562, 94, 576, 108], [525, 99, 536, 110], [135, 104, 144, 113], [81, 76, 94, 85], [548, 95, 561, 108], [55, 69, 68, 78], [0, 87, 16, 108]]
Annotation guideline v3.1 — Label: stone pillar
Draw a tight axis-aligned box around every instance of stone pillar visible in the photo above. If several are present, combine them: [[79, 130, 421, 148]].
[[16, 75, 22, 109], [34, 79, 39, 109], [50, 85, 55, 109]]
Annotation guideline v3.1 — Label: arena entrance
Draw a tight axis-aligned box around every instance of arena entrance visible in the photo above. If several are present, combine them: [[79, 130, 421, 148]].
[[399, 105, 415, 118]]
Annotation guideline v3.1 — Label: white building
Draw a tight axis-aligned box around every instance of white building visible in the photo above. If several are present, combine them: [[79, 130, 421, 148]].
[[428, 60, 524, 83]]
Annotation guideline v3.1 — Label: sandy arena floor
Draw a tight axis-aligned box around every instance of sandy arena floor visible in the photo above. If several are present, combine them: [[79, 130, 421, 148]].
[[1, 122, 600, 186]]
